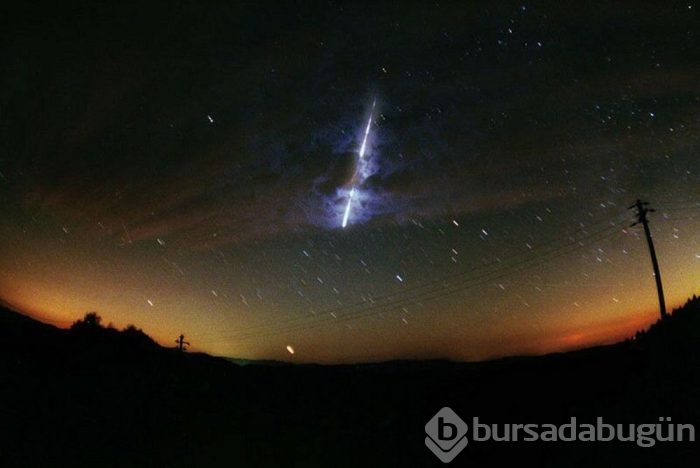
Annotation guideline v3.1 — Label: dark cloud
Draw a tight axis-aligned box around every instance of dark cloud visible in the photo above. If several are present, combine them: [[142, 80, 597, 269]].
[[1, 1, 699, 364], [1, 0, 698, 249], [314, 151, 356, 196]]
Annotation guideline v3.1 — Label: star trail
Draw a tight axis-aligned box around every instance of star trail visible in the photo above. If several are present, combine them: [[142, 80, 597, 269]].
[[0, 1, 698, 363]]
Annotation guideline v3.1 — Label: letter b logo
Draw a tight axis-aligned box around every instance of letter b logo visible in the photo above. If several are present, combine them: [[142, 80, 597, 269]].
[[425, 407, 468, 463], [438, 417, 458, 441]]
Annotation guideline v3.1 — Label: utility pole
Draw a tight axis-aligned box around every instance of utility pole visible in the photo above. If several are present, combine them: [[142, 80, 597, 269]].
[[175, 334, 190, 351], [629, 199, 667, 319]]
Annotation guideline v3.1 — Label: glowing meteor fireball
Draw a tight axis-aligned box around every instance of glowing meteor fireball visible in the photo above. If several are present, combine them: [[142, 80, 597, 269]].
[[341, 99, 376, 228]]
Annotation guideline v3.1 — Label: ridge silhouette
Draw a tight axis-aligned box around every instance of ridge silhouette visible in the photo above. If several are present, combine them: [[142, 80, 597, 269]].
[[0, 297, 698, 466]]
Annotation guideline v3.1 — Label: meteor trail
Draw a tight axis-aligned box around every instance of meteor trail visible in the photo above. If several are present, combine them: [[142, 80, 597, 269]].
[[342, 99, 375, 228], [341, 187, 355, 228]]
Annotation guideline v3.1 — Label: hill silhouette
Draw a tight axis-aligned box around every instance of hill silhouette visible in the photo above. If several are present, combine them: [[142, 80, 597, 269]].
[[1, 298, 698, 467]]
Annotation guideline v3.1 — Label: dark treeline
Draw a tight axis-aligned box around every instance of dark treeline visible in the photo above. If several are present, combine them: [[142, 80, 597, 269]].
[[1, 296, 698, 467]]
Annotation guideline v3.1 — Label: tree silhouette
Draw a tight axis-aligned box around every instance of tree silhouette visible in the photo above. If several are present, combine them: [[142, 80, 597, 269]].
[[70, 312, 103, 332]]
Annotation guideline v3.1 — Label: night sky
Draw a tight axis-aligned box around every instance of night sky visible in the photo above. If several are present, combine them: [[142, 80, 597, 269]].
[[1, 1, 699, 363]]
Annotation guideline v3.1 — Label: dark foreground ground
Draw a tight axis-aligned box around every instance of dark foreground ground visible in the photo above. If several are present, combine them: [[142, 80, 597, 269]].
[[1, 298, 699, 467]]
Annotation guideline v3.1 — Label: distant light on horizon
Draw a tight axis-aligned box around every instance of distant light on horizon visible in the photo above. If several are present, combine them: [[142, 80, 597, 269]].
[[0, 0, 698, 365]]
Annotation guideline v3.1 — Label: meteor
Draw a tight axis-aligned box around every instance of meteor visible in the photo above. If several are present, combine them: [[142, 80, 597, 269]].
[[342, 99, 376, 228], [341, 187, 355, 228]]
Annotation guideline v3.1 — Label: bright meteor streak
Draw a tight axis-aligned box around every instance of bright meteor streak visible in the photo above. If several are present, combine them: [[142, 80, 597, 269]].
[[341, 187, 355, 228], [358, 103, 374, 159], [342, 99, 375, 228]]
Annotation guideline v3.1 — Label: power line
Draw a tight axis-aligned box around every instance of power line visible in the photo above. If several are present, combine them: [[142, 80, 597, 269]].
[[192, 210, 630, 341], [629, 199, 667, 319], [203, 220, 626, 343], [230, 227, 624, 341]]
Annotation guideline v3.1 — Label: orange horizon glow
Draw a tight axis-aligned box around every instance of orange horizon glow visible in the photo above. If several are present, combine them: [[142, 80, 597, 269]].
[[2, 284, 695, 363], [1, 191, 698, 364]]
